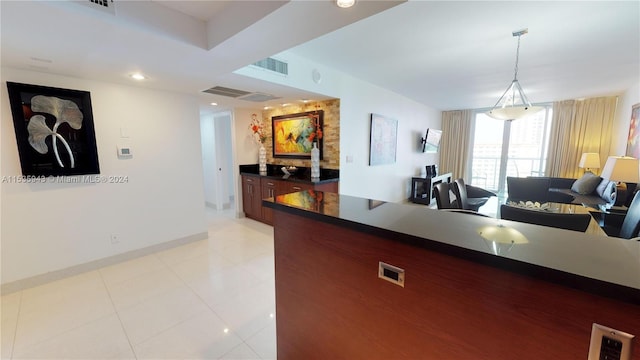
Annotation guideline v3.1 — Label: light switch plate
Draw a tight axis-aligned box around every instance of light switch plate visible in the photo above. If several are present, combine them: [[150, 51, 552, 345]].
[[588, 323, 634, 360]]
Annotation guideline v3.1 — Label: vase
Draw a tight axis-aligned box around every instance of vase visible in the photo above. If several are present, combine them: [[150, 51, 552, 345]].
[[311, 142, 320, 179], [259, 144, 267, 174]]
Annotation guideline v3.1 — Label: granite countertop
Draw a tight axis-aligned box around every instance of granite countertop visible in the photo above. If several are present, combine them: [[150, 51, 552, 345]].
[[239, 164, 339, 184], [264, 190, 640, 303]]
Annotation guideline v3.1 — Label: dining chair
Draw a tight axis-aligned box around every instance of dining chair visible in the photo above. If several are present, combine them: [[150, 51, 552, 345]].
[[603, 191, 640, 239], [433, 182, 456, 209], [452, 178, 489, 211], [500, 205, 592, 232]]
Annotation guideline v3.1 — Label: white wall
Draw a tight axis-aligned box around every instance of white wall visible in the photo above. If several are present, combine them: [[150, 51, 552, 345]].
[[611, 82, 640, 156], [235, 52, 441, 203], [1, 68, 207, 284], [338, 79, 440, 202]]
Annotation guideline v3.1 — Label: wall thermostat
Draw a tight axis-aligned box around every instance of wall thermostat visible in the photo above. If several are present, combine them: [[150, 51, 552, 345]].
[[588, 323, 635, 360], [117, 144, 132, 158]]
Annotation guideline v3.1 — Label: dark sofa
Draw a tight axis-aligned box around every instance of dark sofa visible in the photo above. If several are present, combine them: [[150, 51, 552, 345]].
[[506, 176, 617, 206]]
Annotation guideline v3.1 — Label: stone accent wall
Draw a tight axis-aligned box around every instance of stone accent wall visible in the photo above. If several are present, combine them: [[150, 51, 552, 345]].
[[261, 99, 340, 170]]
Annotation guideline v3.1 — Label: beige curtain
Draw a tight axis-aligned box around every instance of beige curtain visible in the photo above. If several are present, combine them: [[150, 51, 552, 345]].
[[546, 96, 618, 178], [439, 109, 473, 181]]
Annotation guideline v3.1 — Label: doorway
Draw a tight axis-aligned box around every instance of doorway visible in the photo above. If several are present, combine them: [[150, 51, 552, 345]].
[[201, 111, 233, 210]]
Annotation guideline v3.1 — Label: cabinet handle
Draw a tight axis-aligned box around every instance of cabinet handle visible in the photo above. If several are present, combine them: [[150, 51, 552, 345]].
[[247, 179, 253, 182], [292, 186, 301, 190], [267, 182, 274, 186]]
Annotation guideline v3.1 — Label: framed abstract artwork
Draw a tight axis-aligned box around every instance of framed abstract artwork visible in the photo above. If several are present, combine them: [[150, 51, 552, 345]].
[[6, 82, 100, 176], [272, 110, 323, 159], [369, 113, 398, 166], [626, 103, 640, 158]]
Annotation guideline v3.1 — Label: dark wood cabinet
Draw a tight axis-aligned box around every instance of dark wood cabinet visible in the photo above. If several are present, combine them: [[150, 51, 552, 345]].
[[242, 175, 262, 221], [261, 179, 278, 225], [241, 175, 339, 225], [277, 181, 312, 195]]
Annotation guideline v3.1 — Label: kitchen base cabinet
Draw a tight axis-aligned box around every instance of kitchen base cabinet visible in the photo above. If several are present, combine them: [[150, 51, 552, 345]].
[[241, 175, 262, 221], [241, 175, 339, 225], [261, 179, 278, 225]]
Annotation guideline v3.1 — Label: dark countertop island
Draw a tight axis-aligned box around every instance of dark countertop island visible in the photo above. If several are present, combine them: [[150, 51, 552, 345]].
[[265, 190, 640, 301], [239, 164, 339, 185], [265, 190, 640, 359]]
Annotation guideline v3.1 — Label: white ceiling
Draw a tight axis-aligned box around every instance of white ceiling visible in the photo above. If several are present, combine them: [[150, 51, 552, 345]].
[[291, 1, 640, 110], [1, 1, 638, 113]]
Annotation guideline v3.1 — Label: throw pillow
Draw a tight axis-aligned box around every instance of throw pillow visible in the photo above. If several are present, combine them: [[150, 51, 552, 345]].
[[600, 181, 617, 204], [571, 172, 602, 195], [595, 178, 610, 198]]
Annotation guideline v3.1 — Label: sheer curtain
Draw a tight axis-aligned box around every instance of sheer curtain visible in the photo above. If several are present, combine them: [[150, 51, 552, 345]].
[[546, 96, 617, 178], [439, 109, 473, 181]]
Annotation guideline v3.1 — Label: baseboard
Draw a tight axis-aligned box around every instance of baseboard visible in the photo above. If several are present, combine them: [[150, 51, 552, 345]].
[[205, 201, 232, 210], [1, 231, 208, 294]]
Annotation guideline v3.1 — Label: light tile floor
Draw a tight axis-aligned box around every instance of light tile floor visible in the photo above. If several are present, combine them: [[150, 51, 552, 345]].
[[1, 208, 277, 359]]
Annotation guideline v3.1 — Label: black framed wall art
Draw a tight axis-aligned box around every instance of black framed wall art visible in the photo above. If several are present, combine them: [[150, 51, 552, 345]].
[[6, 82, 100, 176]]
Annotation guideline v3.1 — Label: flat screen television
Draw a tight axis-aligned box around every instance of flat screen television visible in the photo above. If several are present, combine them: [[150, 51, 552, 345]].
[[422, 129, 442, 153]]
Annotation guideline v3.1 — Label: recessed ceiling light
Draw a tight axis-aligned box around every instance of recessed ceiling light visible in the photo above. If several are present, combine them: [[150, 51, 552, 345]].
[[336, 0, 355, 8], [210, 102, 218, 106], [281, 103, 290, 107], [263, 106, 271, 110], [130, 73, 146, 80], [301, 99, 310, 103]]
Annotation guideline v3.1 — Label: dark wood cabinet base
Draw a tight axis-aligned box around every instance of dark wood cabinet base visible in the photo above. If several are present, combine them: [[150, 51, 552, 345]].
[[273, 210, 640, 359], [241, 174, 338, 225]]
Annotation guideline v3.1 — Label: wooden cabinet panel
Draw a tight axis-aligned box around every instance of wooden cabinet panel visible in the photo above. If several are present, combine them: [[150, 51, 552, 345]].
[[261, 178, 278, 225], [277, 181, 312, 196], [273, 210, 640, 359], [241, 175, 262, 221], [311, 181, 339, 194]]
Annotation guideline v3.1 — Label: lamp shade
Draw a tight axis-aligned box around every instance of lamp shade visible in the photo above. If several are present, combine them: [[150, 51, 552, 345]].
[[600, 156, 640, 183], [486, 80, 544, 121], [579, 153, 601, 169]]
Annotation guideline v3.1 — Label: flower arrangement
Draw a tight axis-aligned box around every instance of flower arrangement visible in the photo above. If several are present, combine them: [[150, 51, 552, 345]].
[[249, 113, 267, 144], [307, 112, 323, 143]]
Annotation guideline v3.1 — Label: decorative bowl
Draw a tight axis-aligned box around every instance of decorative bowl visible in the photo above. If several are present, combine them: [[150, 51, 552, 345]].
[[281, 166, 298, 175]]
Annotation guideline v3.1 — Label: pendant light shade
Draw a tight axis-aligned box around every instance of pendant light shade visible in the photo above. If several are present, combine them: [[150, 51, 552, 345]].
[[486, 29, 543, 121]]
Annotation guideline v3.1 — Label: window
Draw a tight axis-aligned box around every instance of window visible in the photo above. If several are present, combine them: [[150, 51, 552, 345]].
[[469, 106, 553, 195]]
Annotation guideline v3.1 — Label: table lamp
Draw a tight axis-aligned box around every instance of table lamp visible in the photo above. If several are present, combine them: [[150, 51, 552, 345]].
[[600, 156, 639, 206], [579, 153, 601, 174]]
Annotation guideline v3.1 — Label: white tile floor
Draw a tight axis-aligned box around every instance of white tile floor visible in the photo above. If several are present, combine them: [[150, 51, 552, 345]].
[[1, 208, 277, 359]]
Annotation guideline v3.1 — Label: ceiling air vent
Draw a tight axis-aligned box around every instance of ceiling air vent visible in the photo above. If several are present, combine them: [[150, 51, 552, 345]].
[[77, 0, 116, 15], [238, 93, 281, 102], [202, 86, 252, 98], [252, 57, 288, 76], [202, 86, 281, 103]]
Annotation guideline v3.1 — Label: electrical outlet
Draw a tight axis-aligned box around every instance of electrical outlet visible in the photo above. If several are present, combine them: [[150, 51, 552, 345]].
[[110, 233, 120, 244], [588, 323, 635, 360]]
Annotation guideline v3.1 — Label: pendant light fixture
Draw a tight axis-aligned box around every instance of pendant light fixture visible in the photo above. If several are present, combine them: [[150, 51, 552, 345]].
[[486, 28, 543, 121]]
